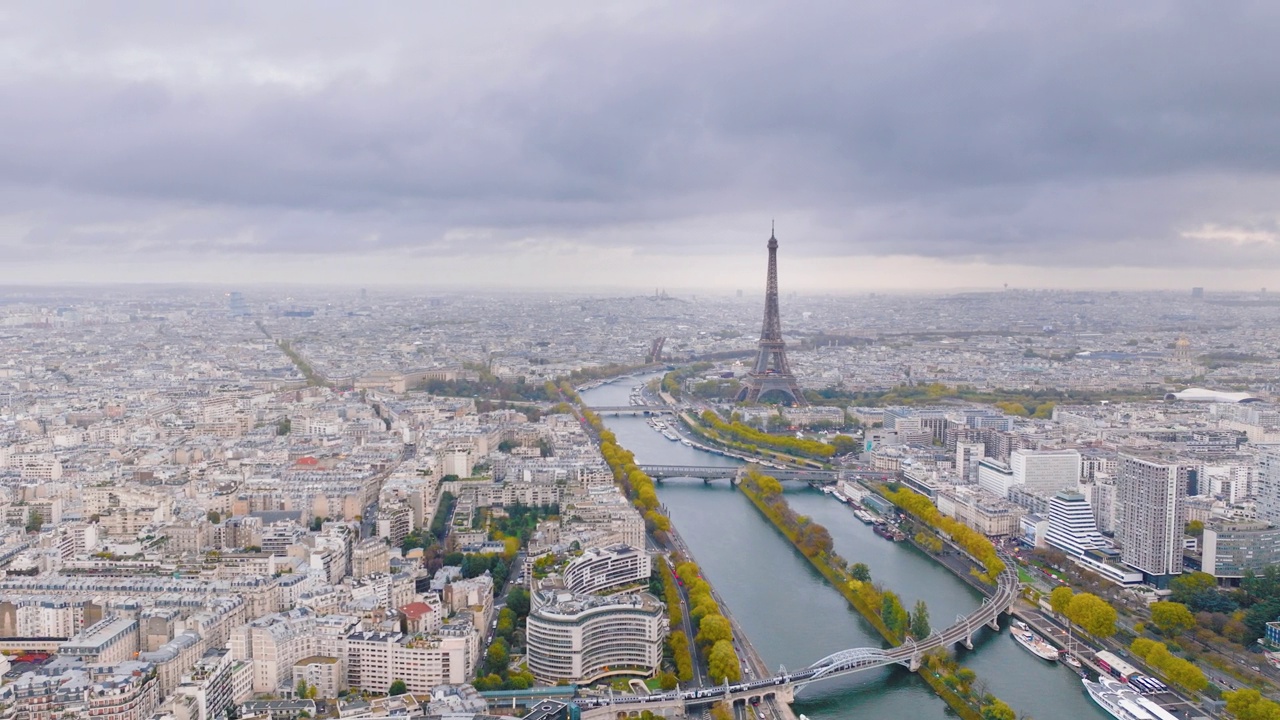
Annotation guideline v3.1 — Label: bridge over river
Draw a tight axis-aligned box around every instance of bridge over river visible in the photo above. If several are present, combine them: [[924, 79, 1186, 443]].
[[575, 559, 1020, 716], [639, 464, 899, 484], [590, 405, 676, 416], [640, 464, 837, 483]]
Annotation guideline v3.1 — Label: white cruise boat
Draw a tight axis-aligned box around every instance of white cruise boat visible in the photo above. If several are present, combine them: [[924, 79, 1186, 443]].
[[1011, 629, 1059, 661], [1083, 677, 1152, 720], [1097, 677, 1179, 720]]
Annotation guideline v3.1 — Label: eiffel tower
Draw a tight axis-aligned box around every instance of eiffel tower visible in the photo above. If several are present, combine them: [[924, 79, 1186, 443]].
[[737, 227, 807, 406]]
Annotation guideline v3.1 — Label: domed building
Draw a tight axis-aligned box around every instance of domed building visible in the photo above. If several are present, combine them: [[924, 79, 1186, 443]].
[[1174, 335, 1192, 362]]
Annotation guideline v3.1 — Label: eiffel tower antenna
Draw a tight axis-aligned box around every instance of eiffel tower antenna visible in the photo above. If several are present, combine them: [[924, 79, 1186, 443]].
[[737, 227, 806, 406]]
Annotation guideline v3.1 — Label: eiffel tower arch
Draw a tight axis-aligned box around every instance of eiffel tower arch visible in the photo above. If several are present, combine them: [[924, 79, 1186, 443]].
[[736, 229, 807, 406]]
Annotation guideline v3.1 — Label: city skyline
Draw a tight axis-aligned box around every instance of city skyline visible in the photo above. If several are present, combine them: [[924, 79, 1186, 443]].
[[4, 3, 1280, 290]]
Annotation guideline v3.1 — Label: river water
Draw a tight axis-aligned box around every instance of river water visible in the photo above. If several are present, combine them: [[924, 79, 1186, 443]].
[[581, 375, 1108, 720]]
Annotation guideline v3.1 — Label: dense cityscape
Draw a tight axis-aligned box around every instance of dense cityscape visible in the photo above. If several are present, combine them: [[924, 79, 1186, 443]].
[[0, 259, 1279, 720]]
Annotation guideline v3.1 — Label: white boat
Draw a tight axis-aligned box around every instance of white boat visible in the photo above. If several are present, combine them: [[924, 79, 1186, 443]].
[[1063, 654, 1082, 668], [852, 508, 875, 525], [1083, 677, 1154, 720], [1100, 678, 1179, 720], [1012, 629, 1059, 661]]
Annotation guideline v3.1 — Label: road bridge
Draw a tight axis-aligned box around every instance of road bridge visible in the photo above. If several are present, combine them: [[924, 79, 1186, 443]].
[[640, 465, 838, 483], [589, 406, 676, 416], [575, 559, 1020, 713]]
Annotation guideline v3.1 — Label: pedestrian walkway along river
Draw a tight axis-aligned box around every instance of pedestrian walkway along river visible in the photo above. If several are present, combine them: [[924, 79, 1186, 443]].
[[581, 375, 1108, 720]]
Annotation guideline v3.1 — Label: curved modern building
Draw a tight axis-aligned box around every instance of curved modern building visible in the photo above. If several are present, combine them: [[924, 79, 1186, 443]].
[[562, 544, 651, 596], [525, 590, 666, 684]]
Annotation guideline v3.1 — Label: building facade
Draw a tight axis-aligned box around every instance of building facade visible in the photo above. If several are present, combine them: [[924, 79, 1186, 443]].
[[1200, 519, 1280, 580], [1117, 455, 1188, 582], [526, 591, 666, 685], [563, 545, 651, 596]]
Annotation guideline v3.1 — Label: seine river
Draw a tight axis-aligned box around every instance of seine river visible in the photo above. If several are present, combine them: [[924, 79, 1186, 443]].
[[581, 375, 1108, 720]]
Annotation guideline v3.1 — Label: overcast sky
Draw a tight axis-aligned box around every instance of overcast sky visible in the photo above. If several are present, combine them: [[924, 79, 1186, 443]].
[[4, 1, 1280, 292]]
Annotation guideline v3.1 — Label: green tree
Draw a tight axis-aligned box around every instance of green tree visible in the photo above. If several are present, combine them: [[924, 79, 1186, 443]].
[[909, 599, 931, 639], [25, 509, 42, 533], [506, 587, 531, 617], [296, 680, 308, 699], [881, 591, 910, 637], [388, 679, 407, 696], [707, 639, 742, 683], [1149, 601, 1196, 636], [849, 563, 871, 582], [484, 639, 509, 675], [496, 608, 516, 639], [207, 510, 221, 524], [980, 698, 1016, 720], [1048, 586, 1074, 616], [1169, 571, 1218, 605], [830, 434, 860, 455], [1185, 520, 1204, 536]]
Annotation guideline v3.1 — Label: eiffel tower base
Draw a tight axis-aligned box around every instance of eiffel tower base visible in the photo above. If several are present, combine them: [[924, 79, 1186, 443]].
[[736, 373, 806, 406]]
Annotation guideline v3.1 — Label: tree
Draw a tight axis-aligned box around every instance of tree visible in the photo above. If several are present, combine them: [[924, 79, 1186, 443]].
[[881, 591, 910, 637], [1225, 689, 1280, 720], [696, 614, 733, 650], [206, 510, 221, 524], [849, 563, 871, 582], [388, 679, 407, 697], [1130, 638, 1207, 693], [909, 599, 931, 639], [831, 434, 860, 455], [980, 699, 1016, 720], [496, 607, 516, 639], [710, 702, 733, 720], [25, 509, 42, 533], [756, 475, 784, 497], [707, 639, 742, 683], [658, 671, 678, 691], [1149, 601, 1196, 636], [507, 587, 531, 617], [484, 639, 509, 675], [1048, 586, 1074, 616], [1169, 571, 1218, 605], [296, 680, 309, 699], [1186, 520, 1204, 536], [1066, 592, 1116, 638]]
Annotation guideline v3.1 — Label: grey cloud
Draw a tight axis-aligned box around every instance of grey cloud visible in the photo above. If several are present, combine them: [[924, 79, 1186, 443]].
[[3, 1, 1280, 272]]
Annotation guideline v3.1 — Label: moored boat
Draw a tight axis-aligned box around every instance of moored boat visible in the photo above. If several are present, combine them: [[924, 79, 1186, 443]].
[[1012, 629, 1059, 661], [1082, 677, 1153, 720]]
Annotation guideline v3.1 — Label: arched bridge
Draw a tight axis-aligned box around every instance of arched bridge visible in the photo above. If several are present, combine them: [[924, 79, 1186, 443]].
[[575, 558, 1020, 710], [640, 464, 838, 483]]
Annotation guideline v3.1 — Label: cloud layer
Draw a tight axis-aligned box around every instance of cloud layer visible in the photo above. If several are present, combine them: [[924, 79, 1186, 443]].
[[4, 1, 1280, 286]]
